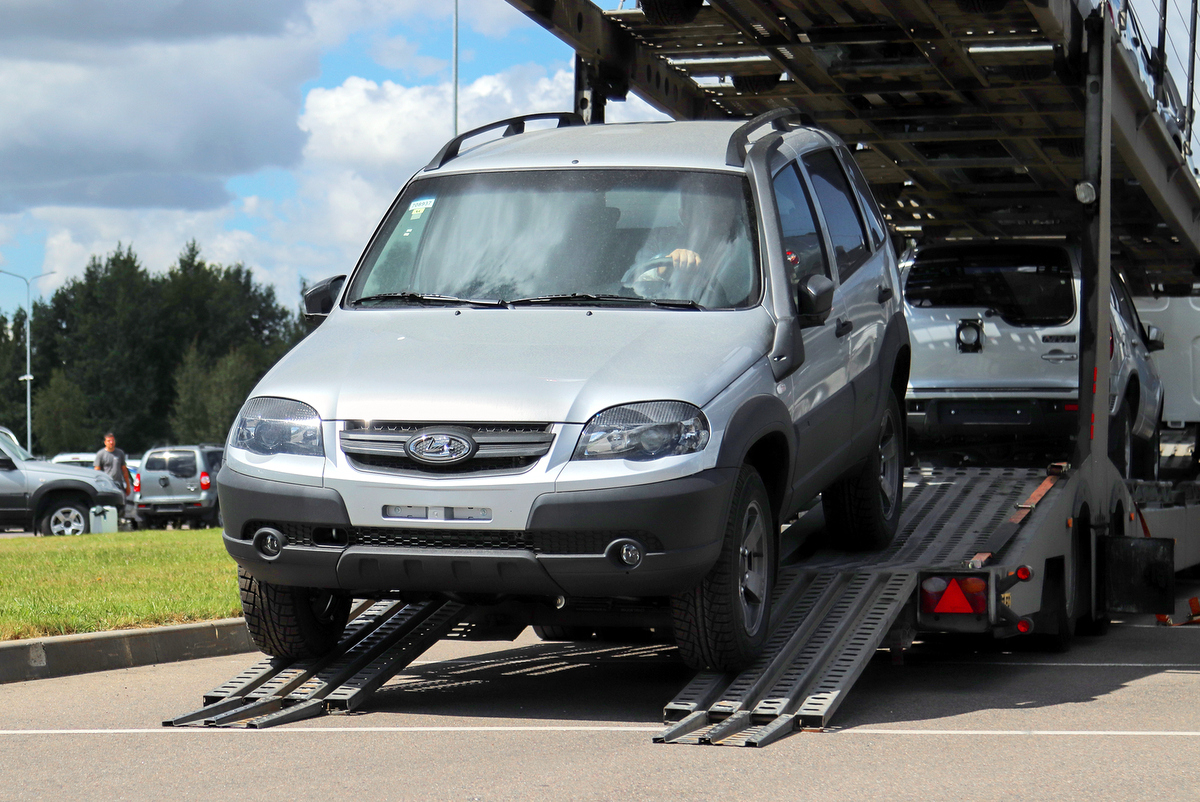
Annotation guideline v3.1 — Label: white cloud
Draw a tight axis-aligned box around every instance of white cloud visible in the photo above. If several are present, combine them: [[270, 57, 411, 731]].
[[372, 34, 448, 76]]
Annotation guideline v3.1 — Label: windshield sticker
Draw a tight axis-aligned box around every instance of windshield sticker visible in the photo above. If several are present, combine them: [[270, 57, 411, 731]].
[[407, 198, 435, 220]]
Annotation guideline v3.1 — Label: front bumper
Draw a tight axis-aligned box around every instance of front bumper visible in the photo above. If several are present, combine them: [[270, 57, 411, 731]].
[[217, 464, 736, 598]]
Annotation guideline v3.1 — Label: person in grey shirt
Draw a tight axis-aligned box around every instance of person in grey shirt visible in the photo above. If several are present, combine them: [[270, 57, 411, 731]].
[[95, 432, 132, 496]]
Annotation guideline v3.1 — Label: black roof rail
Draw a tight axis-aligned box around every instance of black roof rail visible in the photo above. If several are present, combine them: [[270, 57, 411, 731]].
[[424, 112, 586, 171], [725, 107, 816, 167]]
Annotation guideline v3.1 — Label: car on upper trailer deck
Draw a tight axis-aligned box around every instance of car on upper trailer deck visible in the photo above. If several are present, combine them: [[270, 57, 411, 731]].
[[902, 241, 1164, 478]]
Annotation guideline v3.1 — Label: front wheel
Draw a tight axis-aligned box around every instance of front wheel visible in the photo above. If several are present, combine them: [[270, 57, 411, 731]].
[[671, 465, 775, 672], [238, 566, 350, 659], [39, 501, 89, 536], [823, 389, 904, 551]]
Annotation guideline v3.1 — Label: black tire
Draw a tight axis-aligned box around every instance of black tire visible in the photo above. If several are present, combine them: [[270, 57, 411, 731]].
[[38, 500, 89, 536], [671, 465, 774, 672], [531, 625, 595, 641], [1132, 411, 1161, 481], [823, 389, 904, 551], [1109, 400, 1133, 480], [640, 0, 703, 25], [238, 566, 350, 659], [732, 73, 782, 94]]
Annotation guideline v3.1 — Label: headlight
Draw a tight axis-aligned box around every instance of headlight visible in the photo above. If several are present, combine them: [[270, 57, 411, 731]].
[[231, 397, 323, 457], [573, 401, 710, 461]]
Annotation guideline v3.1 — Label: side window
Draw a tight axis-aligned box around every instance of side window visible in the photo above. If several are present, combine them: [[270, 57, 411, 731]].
[[1111, 273, 1144, 336], [802, 149, 870, 283], [771, 163, 828, 292], [838, 148, 887, 250]]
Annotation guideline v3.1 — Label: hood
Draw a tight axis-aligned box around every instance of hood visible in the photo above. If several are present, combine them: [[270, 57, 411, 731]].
[[256, 307, 774, 423], [30, 460, 108, 484]]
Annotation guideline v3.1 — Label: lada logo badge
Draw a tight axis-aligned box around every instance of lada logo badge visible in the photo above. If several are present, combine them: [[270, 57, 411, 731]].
[[405, 430, 476, 465]]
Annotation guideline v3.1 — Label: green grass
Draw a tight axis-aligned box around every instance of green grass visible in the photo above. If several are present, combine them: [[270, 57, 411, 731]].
[[0, 528, 241, 641]]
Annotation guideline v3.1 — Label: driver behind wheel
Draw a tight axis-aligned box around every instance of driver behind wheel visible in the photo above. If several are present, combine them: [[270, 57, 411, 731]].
[[620, 174, 754, 304]]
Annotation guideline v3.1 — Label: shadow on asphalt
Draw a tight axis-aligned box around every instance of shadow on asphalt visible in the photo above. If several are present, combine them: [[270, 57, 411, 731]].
[[366, 640, 692, 724], [353, 580, 1200, 728]]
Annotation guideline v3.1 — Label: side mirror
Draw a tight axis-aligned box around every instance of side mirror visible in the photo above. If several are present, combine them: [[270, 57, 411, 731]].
[[303, 275, 347, 320], [1146, 324, 1166, 352], [796, 274, 835, 328]]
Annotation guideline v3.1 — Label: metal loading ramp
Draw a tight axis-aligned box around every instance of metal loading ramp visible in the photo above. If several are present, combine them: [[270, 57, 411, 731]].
[[165, 600, 469, 729], [656, 466, 1059, 747]]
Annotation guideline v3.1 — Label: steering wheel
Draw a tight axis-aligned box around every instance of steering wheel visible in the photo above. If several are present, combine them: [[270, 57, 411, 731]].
[[631, 255, 676, 281]]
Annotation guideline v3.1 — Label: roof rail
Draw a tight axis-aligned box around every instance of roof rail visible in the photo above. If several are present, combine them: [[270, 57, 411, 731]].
[[725, 107, 816, 167], [424, 112, 585, 171]]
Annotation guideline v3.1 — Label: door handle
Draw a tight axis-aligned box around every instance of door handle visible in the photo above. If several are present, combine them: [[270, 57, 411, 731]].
[[835, 318, 854, 338], [1041, 351, 1078, 362], [877, 285, 894, 304]]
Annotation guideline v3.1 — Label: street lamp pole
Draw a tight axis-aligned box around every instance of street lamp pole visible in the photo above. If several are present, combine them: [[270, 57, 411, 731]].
[[0, 270, 55, 453]]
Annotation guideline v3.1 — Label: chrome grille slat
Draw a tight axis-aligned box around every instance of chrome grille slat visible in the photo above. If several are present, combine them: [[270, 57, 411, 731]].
[[340, 421, 555, 476]]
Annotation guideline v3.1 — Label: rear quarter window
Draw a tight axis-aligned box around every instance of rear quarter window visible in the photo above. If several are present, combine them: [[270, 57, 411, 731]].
[[905, 246, 1075, 327]]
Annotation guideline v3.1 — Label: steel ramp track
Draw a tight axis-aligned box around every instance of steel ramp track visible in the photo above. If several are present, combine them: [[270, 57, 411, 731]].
[[656, 467, 1059, 747], [164, 599, 468, 729]]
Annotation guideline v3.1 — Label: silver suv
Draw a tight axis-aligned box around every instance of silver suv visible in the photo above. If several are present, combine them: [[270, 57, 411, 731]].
[[0, 436, 124, 535], [135, 446, 224, 528], [902, 241, 1164, 478], [219, 110, 911, 670]]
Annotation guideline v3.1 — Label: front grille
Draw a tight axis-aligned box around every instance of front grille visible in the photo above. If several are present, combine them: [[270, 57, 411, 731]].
[[349, 527, 663, 554], [340, 421, 554, 476]]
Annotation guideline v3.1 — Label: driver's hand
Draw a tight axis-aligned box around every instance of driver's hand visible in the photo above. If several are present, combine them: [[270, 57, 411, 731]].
[[664, 249, 701, 273]]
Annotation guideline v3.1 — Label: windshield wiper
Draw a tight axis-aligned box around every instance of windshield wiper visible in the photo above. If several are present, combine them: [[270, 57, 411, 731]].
[[350, 292, 504, 308], [505, 293, 702, 310]]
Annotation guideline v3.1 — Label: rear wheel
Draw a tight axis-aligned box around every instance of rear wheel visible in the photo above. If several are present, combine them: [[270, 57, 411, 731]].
[[238, 566, 350, 659], [1132, 409, 1162, 481], [823, 389, 904, 551], [671, 465, 774, 671], [1109, 400, 1133, 479], [39, 501, 89, 536]]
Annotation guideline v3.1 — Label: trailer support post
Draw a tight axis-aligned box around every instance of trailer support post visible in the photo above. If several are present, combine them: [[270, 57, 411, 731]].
[[574, 54, 606, 124]]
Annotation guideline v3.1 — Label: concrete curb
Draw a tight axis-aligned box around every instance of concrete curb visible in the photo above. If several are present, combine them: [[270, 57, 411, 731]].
[[0, 618, 258, 685]]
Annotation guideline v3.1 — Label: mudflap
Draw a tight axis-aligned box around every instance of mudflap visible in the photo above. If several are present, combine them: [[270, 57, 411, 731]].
[[1099, 536, 1175, 615]]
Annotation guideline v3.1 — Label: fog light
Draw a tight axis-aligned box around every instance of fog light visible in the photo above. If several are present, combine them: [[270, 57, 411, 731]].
[[956, 320, 983, 353], [253, 527, 285, 559], [1075, 181, 1097, 204], [606, 538, 645, 569]]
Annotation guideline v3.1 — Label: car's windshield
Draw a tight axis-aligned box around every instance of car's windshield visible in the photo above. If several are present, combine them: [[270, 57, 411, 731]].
[[905, 245, 1075, 327], [0, 436, 33, 461], [345, 169, 760, 310]]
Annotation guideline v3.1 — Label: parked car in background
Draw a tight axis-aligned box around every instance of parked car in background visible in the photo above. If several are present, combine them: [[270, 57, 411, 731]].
[[0, 438, 124, 535], [902, 241, 1164, 478], [135, 445, 224, 529], [51, 452, 97, 470]]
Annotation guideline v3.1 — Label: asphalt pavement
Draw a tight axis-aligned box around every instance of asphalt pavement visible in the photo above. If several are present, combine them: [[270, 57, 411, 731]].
[[2, 581, 1200, 800]]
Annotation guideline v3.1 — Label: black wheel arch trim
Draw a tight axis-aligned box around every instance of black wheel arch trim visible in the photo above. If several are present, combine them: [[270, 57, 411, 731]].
[[31, 481, 99, 520], [715, 393, 796, 517]]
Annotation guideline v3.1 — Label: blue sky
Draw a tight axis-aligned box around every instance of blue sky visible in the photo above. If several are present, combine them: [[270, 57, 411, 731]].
[[0, 0, 660, 318]]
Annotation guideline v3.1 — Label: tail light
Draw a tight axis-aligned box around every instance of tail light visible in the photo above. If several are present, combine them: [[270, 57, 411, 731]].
[[200, 471, 211, 491], [132, 472, 140, 492], [1109, 325, 1114, 359], [920, 574, 988, 614]]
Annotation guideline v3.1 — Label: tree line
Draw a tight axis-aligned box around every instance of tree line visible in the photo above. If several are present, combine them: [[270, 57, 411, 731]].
[[2, 242, 309, 456]]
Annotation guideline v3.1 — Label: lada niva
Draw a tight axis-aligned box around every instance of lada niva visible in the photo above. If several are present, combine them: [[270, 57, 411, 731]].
[[219, 109, 910, 671]]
